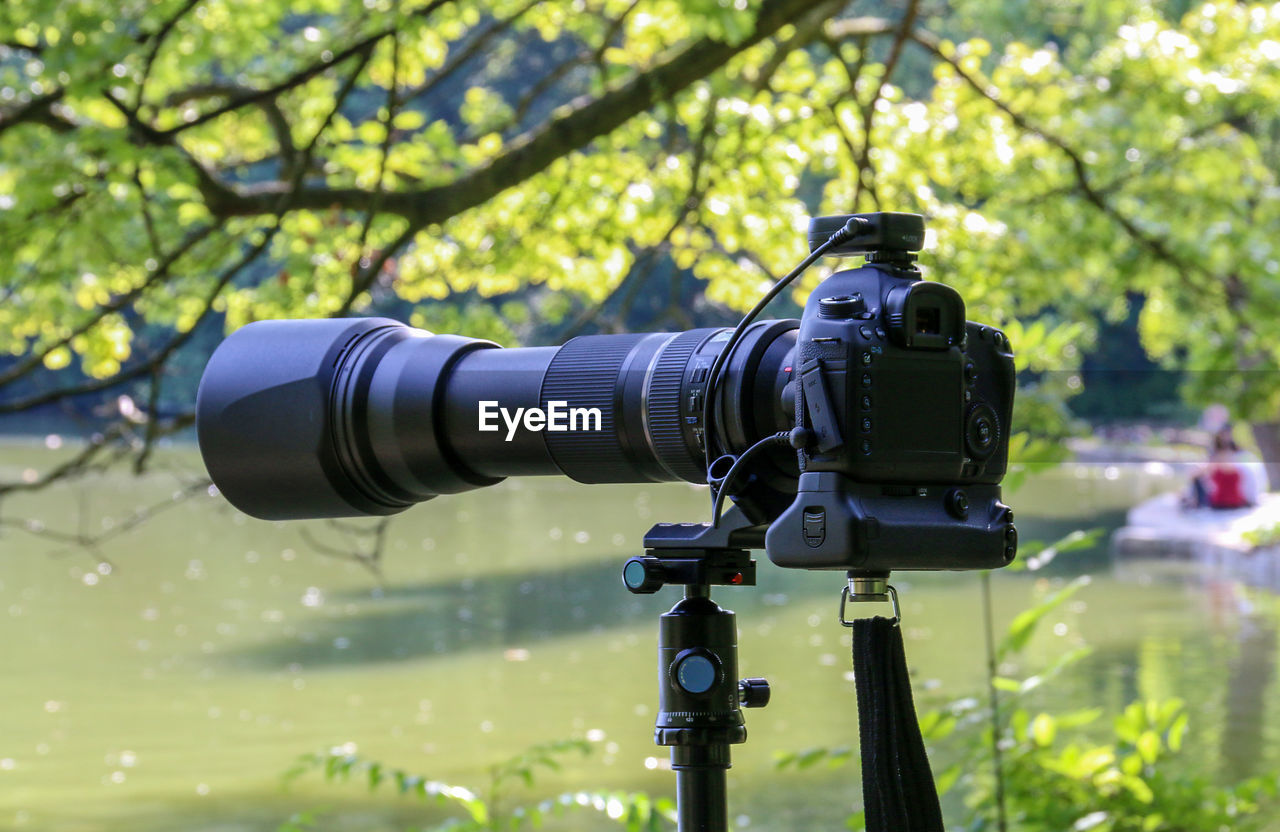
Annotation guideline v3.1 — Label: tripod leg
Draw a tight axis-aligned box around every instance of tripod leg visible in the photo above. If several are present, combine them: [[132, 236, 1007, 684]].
[[676, 766, 728, 832]]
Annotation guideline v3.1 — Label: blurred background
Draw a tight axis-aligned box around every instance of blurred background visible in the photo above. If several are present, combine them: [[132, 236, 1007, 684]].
[[3, 0, 1280, 829]]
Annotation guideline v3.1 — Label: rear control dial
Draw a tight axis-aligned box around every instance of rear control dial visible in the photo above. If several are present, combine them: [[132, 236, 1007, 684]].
[[964, 403, 1000, 460]]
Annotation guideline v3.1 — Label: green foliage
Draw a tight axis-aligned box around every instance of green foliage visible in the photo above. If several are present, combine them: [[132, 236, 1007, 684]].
[[972, 700, 1278, 832], [1242, 523, 1280, 550], [1007, 528, 1106, 573], [996, 575, 1090, 659], [904, 1, 1280, 425], [3, 0, 1278, 457], [280, 738, 675, 832], [775, 570, 1279, 831], [277, 807, 326, 832]]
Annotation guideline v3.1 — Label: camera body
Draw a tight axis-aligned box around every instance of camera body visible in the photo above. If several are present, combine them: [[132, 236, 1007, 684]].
[[764, 215, 1016, 573]]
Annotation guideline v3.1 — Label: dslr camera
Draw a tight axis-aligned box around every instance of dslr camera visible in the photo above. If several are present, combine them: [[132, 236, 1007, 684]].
[[197, 212, 1017, 576]]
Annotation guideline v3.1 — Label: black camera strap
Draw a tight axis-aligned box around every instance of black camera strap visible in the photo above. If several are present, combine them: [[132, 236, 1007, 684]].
[[852, 616, 945, 832]]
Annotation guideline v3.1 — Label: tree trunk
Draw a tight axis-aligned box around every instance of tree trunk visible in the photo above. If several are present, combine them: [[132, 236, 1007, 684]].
[[1249, 421, 1280, 492]]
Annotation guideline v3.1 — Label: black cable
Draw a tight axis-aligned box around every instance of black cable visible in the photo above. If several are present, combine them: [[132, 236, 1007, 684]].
[[700, 215, 871, 512], [710, 431, 791, 527]]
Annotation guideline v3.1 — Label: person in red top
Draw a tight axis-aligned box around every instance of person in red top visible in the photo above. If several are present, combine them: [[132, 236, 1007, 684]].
[[1207, 454, 1250, 509], [1186, 429, 1265, 510]]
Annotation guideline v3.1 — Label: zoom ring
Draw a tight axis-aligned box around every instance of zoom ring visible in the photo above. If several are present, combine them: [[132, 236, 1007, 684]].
[[645, 329, 714, 483], [541, 334, 650, 483]]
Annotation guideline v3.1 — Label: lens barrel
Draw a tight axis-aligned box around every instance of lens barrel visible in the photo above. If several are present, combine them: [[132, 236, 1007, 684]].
[[196, 318, 797, 520]]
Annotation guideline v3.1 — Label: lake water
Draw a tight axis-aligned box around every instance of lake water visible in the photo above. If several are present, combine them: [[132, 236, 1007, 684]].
[[3, 442, 1279, 831]]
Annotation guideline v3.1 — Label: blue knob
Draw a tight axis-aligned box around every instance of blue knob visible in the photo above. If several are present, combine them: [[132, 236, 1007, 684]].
[[675, 653, 717, 694]]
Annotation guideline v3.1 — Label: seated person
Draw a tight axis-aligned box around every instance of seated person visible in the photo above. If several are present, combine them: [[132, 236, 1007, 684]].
[[1207, 456, 1250, 509], [1187, 428, 1268, 509]]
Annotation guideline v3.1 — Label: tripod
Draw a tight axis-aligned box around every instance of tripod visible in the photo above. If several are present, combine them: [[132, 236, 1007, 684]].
[[622, 508, 920, 832], [622, 511, 771, 832]]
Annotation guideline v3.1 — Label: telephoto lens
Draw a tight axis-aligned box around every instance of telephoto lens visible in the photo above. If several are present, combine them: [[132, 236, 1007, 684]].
[[195, 317, 798, 521]]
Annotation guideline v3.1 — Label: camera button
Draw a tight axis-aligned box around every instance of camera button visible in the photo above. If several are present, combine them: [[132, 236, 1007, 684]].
[[860, 394, 872, 410], [859, 326, 873, 340], [860, 352, 873, 366], [860, 417, 872, 432], [875, 327, 886, 339], [860, 373, 873, 387], [803, 509, 826, 547], [860, 439, 872, 454]]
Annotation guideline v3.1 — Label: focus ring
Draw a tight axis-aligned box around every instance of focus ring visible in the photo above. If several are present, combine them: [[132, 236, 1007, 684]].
[[541, 334, 649, 483], [645, 329, 713, 483]]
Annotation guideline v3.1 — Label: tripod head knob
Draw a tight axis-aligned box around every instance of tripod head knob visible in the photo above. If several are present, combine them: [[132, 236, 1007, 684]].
[[622, 556, 666, 594], [738, 677, 771, 708]]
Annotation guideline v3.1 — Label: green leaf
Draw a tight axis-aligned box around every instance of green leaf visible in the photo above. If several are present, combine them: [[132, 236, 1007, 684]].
[[917, 711, 956, 741], [795, 747, 831, 770], [1031, 713, 1057, 747], [1136, 730, 1161, 765], [992, 676, 1022, 692], [393, 110, 426, 131], [998, 576, 1090, 660], [1055, 708, 1104, 730], [1019, 528, 1105, 571], [935, 763, 963, 797], [1166, 712, 1189, 752], [1115, 703, 1146, 744]]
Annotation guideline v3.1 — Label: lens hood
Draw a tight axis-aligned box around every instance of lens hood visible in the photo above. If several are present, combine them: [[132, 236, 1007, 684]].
[[196, 317, 411, 520]]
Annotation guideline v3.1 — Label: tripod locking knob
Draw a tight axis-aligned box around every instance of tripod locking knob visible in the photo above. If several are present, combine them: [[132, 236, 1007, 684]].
[[738, 677, 771, 708], [622, 556, 665, 594]]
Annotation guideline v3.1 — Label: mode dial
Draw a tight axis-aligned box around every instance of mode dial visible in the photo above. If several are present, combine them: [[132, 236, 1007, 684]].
[[818, 294, 866, 319]]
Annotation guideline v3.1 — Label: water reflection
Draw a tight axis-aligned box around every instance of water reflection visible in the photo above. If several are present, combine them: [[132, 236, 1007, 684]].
[[6, 453, 1280, 832], [1098, 561, 1280, 781], [1215, 584, 1277, 781], [218, 495, 1114, 674], [222, 558, 842, 671]]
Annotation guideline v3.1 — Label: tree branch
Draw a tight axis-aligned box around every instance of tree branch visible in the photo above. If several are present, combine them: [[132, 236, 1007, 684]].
[[0, 224, 274, 414], [750, 2, 840, 92], [900, 26, 1215, 293], [337, 31, 404, 316], [509, 0, 643, 127], [160, 32, 387, 136], [1, 474, 210, 559], [850, 0, 918, 207], [158, 0, 452, 136], [165, 83, 300, 177], [819, 33, 876, 208], [399, 0, 541, 108], [136, 0, 204, 108], [0, 223, 217, 390], [299, 517, 391, 577], [558, 88, 721, 339], [200, 0, 838, 223], [1, 42, 375, 414], [0, 89, 74, 135], [0, 423, 133, 498]]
